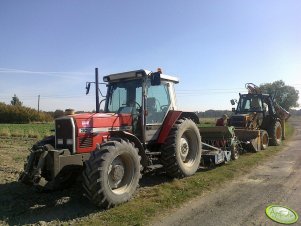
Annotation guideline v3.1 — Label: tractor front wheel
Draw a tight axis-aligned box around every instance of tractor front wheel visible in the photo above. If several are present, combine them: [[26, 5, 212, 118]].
[[260, 130, 269, 150], [82, 139, 142, 209], [161, 118, 202, 178]]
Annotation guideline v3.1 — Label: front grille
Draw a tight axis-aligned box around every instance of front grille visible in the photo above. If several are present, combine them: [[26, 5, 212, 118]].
[[79, 137, 93, 148], [55, 118, 74, 152]]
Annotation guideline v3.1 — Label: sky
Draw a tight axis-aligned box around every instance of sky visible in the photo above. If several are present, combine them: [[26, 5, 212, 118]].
[[0, 0, 300, 112]]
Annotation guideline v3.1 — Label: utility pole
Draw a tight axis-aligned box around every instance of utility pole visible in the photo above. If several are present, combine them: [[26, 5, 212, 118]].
[[95, 68, 100, 113], [38, 95, 40, 114]]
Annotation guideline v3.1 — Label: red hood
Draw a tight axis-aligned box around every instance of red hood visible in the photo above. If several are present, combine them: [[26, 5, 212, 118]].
[[71, 112, 133, 129]]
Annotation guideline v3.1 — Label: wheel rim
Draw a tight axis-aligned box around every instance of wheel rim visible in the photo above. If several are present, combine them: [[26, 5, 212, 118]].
[[108, 154, 135, 195], [179, 130, 198, 167], [180, 137, 189, 161]]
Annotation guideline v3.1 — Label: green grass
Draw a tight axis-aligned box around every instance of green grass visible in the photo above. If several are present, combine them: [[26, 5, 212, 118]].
[[199, 117, 216, 127], [0, 123, 54, 139]]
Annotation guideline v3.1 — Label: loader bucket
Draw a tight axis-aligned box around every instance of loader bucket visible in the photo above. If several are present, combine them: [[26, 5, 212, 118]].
[[234, 129, 261, 152]]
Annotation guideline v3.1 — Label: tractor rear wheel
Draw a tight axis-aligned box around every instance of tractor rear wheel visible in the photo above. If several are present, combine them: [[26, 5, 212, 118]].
[[161, 118, 202, 178], [82, 139, 142, 209], [260, 130, 269, 150], [268, 121, 282, 146]]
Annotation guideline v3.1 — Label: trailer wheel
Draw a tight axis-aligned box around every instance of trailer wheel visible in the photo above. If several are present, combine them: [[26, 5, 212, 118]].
[[82, 139, 141, 209], [161, 118, 202, 178], [231, 143, 239, 160], [260, 130, 269, 150], [268, 121, 282, 146]]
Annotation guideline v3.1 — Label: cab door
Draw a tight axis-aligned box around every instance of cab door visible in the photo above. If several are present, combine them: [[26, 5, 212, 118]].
[[145, 82, 171, 142]]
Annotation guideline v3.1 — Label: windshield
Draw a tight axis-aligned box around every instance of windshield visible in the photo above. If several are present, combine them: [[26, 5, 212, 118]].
[[105, 79, 142, 113], [237, 95, 263, 112], [146, 81, 171, 124]]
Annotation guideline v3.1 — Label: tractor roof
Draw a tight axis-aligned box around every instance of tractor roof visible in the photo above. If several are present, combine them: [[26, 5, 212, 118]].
[[103, 69, 179, 84], [241, 93, 271, 98]]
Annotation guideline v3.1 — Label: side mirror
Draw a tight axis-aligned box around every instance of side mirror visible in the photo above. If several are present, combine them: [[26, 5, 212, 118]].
[[86, 83, 91, 95], [232, 107, 236, 112], [150, 72, 161, 86], [230, 99, 235, 105]]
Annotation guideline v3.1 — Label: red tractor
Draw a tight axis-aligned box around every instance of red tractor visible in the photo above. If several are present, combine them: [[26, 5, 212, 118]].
[[20, 69, 202, 208]]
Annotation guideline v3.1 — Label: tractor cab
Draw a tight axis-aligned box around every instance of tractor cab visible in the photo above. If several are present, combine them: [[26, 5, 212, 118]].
[[103, 69, 179, 142], [234, 93, 276, 116], [230, 93, 277, 129], [229, 83, 290, 150]]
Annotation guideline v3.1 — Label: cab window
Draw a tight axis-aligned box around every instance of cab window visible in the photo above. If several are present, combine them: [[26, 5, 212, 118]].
[[146, 83, 171, 124], [106, 80, 142, 113]]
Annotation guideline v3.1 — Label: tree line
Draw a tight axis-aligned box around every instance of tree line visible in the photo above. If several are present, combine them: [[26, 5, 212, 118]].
[[0, 102, 53, 123], [1, 80, 299, 123]]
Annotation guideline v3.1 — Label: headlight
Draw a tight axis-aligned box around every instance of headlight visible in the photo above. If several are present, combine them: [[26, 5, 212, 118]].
[[57, 139, 63, 145], [67, 139, 73, 145]]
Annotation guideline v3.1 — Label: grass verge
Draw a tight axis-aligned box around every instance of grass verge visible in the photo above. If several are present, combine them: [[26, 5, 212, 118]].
[[72, 123, 294, 226]]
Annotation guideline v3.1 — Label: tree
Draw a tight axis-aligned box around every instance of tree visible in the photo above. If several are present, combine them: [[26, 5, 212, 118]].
[[259, 80, 299, 110], [54, 109, 64, 118], [11, 94, 23, 106]]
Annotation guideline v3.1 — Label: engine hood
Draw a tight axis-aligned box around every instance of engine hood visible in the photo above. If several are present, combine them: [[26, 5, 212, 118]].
[[230, 114, 249, 118], [70, 112, 133, 130], [229, 114, 250, 128]]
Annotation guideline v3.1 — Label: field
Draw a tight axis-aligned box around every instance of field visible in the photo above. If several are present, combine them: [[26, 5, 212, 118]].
[[200, 117, 216, 126], [0, 123, 54, 139], [0, 120, 295, 225]]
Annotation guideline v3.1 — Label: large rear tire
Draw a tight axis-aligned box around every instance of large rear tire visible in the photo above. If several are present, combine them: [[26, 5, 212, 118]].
[[161, 118, 202, 178], [82, 139, 142, 209], [268, 121, 282, 146]]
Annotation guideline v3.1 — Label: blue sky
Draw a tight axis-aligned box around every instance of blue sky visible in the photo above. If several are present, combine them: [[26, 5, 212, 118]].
[[0, 1, 300, 112]]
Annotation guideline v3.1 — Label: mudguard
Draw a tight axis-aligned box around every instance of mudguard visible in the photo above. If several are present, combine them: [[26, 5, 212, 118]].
[[157, 110, 200, 144]]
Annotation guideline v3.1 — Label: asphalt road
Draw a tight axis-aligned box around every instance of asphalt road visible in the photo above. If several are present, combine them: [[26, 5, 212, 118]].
[[154, 118, 301, 226]]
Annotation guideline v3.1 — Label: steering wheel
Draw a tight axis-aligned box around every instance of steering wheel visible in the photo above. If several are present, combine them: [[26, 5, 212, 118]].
[[160, 105, 169, 112], [131, 101, 141, 114], [118, 101, 141, 114], [134, 101, 141, 109]]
